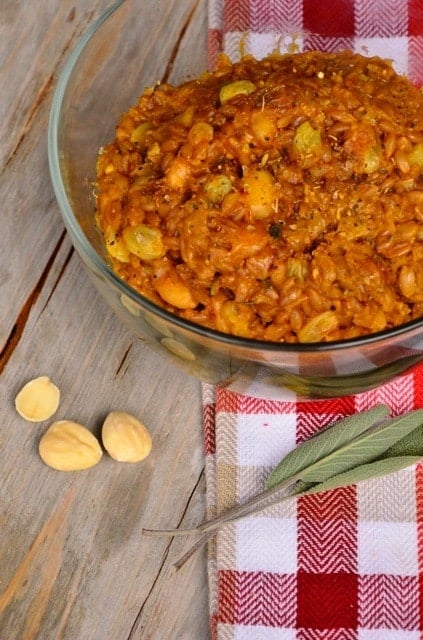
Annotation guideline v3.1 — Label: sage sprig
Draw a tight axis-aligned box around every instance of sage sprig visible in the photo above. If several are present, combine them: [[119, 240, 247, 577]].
[[267, 408, 423, 488], [299, 456, 422, 496], [142, 405, 423, 568], [265, 404, 390, 488]]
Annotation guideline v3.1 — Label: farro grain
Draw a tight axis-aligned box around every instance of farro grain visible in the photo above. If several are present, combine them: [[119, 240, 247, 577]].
[[96, 50, 423, 342]]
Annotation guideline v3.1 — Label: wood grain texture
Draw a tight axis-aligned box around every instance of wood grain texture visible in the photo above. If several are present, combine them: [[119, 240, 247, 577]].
[[0, 1, 210, 638]]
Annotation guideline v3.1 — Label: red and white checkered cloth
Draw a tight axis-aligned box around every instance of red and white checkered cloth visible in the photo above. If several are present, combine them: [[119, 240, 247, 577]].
[[208, 0, 423, 83], [204, 1, 423, 638], [204, 371, 423, 639]]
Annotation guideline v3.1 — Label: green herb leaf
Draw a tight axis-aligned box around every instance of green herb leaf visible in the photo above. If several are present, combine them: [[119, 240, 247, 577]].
[[297, 410, 423, 483], [380, 423, 423, 458], [298, 456, 422, 496], [266, 404, 389, 489], [144, 406, 423, 573]]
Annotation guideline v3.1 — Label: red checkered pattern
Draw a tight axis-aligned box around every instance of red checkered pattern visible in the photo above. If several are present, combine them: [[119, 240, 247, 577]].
[[204, 2, 423, 637], [208, 0, 423, 86], [204, 368, 423, 638]]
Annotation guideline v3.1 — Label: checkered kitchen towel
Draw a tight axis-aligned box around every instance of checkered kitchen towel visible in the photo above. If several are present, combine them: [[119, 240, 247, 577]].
[[204, 1, 423, 638], [208, 0, 423, 83], [204, 371, 423, 639]]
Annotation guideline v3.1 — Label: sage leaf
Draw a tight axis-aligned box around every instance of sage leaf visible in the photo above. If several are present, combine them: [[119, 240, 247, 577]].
[[266, 404, 389, 489], [299, 456, 422, 496], [380, 423, 423, 458], [170, 452, 423, 571], [298, 410, 423, 483], [143, 407, 423, 566]]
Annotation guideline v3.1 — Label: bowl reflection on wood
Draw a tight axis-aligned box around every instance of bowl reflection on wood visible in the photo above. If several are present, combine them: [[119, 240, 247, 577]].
[[48, 0, 423, 397]]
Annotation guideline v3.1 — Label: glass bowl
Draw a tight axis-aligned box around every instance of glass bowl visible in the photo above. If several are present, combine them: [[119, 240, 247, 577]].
[[48, 0, 423, 398]]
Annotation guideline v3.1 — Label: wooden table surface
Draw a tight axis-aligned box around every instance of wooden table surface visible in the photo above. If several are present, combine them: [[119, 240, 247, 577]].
[[0, 2, 211, 638]]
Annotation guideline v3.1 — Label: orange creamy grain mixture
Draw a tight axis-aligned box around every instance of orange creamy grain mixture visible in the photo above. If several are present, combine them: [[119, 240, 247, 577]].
[[96, 51, 423, 343]]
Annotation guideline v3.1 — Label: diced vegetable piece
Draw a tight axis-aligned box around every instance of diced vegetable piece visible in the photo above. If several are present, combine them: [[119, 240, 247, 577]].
[[286, 258, 308, 282], [130, 122, 152, 144], [298, 311, 338, 342], [409, 142, 423, 168], [362, 146, 381, 173], [154, 272, 197, 309], [398, 265, 422, 301], [165, 158, 191, 189], [204, 175, 232, 203], [188, 122, 214, 145], [123, 224, 166, 260], [146, 141, 161, 161], [251, 110, 277, 144], [218, 301, 253, 337], [242, 168, 276, 219], [105, 230, 130, 262], [293, 121, 322, 157], [174, 105, 195, 127], [219, 80, 256, 104]]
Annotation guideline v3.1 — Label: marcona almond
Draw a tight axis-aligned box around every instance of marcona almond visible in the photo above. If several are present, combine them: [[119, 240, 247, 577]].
[[102, 411, 152, 462], [15, 376, 60, 422], [39, 420, 103, 471]]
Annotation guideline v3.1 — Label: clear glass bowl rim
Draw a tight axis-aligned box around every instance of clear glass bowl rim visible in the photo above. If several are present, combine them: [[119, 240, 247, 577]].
[[47, 0, 423, 355]]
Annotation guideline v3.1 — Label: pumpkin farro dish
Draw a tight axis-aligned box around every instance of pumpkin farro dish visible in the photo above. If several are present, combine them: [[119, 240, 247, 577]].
[[95, 50, 423, 344]]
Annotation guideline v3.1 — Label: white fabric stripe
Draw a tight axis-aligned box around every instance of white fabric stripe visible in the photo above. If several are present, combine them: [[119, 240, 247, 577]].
[[236, 412, 297, 467], [234, 626, 296, 639], [353, 36, 409, 75], [357, 467, 417, 523], [358, 519, 419, 576], [235, 515, 298, 573], [208, 0, 224, 29], [358, 630, 420, 639]]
